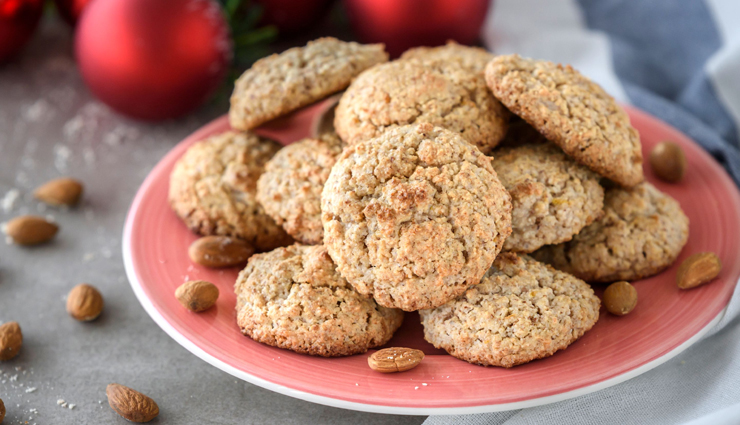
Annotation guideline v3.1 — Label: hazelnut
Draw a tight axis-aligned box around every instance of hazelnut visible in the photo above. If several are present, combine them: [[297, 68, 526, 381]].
[[650, 141, 686, 183], [603, 281, 638, 316]]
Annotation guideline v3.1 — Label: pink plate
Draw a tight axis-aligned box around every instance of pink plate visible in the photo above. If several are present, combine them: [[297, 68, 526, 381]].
[[123, 101, 740, 415]]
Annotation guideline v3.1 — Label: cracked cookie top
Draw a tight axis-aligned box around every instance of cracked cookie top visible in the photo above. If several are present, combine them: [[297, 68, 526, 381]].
[[257, 133, 344, 245], [321, 123, 512, 311], [169, 131, 293, 251], [400, 41, 495, 75], [420, 252, 600, 367], [532, 182, 689, 282], [234, 244, 404, 357], [229, 38, 388, 130], [492, 143, 604, 253], [334, 59, 509, 154], [486, 54, 644, 187]]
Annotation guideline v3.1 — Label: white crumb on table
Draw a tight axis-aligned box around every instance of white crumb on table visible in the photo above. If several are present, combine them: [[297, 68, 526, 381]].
[[25, 99, 53, 122], [1, 189, 20, 213], [53, 144, 72, 172]]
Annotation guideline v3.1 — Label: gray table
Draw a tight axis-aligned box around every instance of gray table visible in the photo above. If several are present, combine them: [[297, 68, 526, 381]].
[[0, 19, 426, 425]]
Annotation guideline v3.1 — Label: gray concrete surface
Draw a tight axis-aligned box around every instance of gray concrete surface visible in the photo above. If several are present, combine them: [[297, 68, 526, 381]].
[[0, 19, 426, 425]]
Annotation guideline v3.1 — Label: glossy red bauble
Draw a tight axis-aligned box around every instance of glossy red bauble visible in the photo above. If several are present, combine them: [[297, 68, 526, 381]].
[[343, 0, 490, 57], [75, 0, 232, 121], [0, 0, 43, 63], [254, 0, 333, 35], [53, 0, 92, 26]]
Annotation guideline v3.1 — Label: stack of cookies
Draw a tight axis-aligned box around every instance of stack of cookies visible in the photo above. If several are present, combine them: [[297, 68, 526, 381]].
[[168, 38, 689, 368]]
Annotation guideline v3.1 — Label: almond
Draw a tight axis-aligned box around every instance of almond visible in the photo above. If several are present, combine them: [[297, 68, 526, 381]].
[[0, 397, 5, 423], [106, 383, 159, 423], [67, 284, 104, 321], [602, 281, 638, 316], [677, 252, 722, 289], [34, 177, 84, 206], [188, 236, 255, 268], [650, 141, 686, 183], [368, 347, 424, 373], [175, 280, 219, 312], [0, 321, 22, 361], [4, 215, 58, 245]]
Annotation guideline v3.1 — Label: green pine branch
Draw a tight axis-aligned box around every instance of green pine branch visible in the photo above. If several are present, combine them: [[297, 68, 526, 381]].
[[212, 0, 277, 105], [219, 0, 277, 72]]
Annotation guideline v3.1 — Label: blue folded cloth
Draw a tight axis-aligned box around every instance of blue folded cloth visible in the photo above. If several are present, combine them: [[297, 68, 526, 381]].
[[578, 0, 740, 185]]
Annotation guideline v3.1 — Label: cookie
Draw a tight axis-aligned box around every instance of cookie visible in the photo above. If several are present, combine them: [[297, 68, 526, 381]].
[[322, 123, 512, 311], [334, 59, 509, 154], [169, 131, 293, 251], [234, 244, 404, 357], [400, 41, 494, 74], [532, 182, 689, 282], [230, 38, 388, 130], [486, 54, 644, 187], [257, 133, 344, 245], [420, 252, 600, 368], [492, 143, 604, 253]]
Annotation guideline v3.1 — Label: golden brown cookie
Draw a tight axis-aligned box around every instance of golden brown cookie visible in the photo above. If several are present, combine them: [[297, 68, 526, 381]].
[[257, 133, 344, 245], [169, 131, 293, 251], [492, 143, 604, 253], [334, 59, 509, 154], [322, 123, 512, 311], [486, 55, 643, 187], [420, 252, 600, 368], [532, 182, 689, 282], [234, 244, 404, 357], [400, 41, 494, 74], [230, 38, 388, 130]]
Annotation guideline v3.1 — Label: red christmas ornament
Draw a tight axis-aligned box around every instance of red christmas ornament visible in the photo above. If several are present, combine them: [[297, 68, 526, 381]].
[[75, 0, 232, 121], [0, 0, 44, 63], [254, 0, 333, 35], [343, 0, 490, 58], [53, 0, 92, 26]]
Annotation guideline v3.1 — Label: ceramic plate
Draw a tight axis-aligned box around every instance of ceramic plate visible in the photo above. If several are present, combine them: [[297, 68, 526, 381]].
[[123, 100, 740, 414]]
